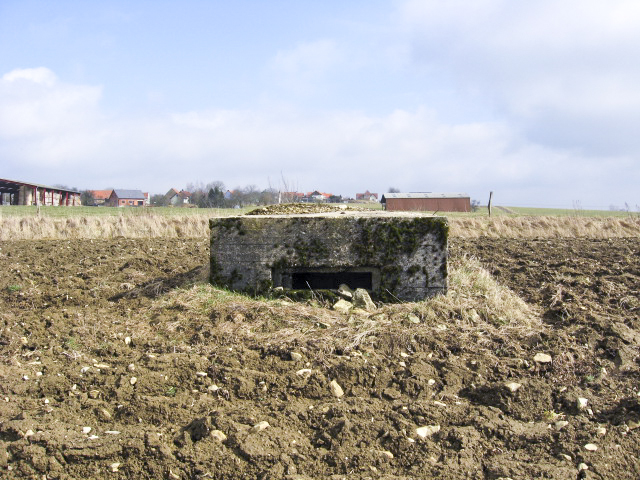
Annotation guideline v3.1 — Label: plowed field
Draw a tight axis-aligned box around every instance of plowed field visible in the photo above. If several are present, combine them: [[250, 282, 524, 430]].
[[1, 236, 639, 479]]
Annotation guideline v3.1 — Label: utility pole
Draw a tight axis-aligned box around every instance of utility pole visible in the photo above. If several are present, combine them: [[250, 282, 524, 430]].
[[488, 191, 493, 217]]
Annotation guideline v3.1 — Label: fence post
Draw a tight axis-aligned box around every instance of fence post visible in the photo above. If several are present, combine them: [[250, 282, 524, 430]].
[[488, 191, 493, 217]]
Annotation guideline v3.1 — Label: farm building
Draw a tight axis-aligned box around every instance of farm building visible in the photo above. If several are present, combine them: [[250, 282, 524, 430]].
[[108, 189, 147, 207], [381, 193, 471, 212], [356, 190, 379, 201], [303, 191, 332, 203], [0, 178, 81, 206], [87, 190, 113, 206], [165, 188, 192, 205]]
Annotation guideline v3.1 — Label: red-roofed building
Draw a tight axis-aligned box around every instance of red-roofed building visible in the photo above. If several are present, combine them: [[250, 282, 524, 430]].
[[302, 191, 332, 203], [166, 188, 192, 205], [356, 190, 378, 202], [88, 189, 113, 206]]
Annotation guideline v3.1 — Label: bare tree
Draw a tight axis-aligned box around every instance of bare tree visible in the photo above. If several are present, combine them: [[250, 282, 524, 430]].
[[80, 190, 95, 206], [274, 172, 300, 203]]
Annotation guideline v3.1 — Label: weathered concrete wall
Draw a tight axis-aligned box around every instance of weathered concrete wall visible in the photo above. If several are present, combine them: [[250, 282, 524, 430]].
[[210, 211, 448, 302]]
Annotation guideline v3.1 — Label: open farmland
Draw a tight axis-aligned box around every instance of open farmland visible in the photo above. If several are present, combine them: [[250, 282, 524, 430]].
[[0, 212, 639, 479]]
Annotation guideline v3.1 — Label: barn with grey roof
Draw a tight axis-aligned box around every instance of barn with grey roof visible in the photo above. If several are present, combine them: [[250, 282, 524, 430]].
[[108, 189, 148, 207]]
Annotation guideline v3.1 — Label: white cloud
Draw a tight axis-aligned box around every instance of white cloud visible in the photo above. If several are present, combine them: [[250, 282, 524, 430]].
[[399, 0, 640, 155], [2, 67, 58, 85], [0, 67, 637, 207], [0, 67, 104, 143]]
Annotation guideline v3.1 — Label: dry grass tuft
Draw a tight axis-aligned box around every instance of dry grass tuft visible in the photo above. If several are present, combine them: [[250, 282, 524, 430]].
[[450, 215, 640, 238], [2, 213, 639, 240], [0, 215, 210, 240], [414, 255, 541, 338], [149, 255, 542, 358]]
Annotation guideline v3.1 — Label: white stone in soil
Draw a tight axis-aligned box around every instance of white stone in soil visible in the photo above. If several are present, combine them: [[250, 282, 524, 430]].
[[416, 425, 440, 438], [330, 379, 344, 398], [505, 382, 522, 393], [98, 408, 112, 421], [380, 450, 394, 459], [290, 352, 303, 362], [577, 397, 588, 410], [332, 299, 352, 313], [533, 353, 552, 363], [353, 288, 376, 311], [584, 443, 598, 451], [338, 284, 354, 299], [252, 421, 270, 433], [211, 430, 227, 442]]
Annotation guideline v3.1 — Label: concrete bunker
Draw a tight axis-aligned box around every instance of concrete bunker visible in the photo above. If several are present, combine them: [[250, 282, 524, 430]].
[[209, 211, 448, 302]]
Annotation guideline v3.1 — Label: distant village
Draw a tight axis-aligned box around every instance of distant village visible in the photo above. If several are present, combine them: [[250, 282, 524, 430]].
[[74, 187, 379, 208], [0, 178, 472, 212]]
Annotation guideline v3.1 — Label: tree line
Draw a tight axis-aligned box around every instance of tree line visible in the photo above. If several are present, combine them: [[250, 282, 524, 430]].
[[150, 181, 281, 208]]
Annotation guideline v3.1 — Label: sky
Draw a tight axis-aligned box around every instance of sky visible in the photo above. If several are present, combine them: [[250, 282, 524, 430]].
[[1, 0, 639, 209]]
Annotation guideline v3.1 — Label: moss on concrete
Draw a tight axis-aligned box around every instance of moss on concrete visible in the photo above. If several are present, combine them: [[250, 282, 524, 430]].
[[210, 213, 448, 302]]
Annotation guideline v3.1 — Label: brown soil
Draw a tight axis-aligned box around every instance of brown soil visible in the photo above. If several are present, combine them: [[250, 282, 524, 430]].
[[1, 236, 639, 479]]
